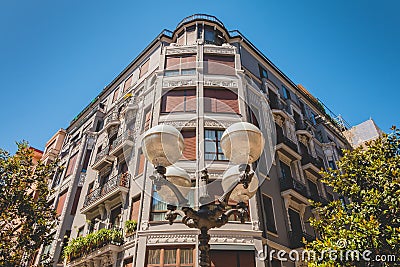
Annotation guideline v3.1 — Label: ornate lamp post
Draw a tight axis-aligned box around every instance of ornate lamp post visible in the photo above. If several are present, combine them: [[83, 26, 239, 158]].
[[142, 122, 265, 267]]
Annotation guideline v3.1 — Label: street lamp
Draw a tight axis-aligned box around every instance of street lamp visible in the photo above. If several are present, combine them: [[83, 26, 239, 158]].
[[142, 122, 265, 267]]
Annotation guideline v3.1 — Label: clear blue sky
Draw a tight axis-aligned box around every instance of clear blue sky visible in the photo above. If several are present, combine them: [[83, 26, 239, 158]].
[[1, 0, 399, 153]]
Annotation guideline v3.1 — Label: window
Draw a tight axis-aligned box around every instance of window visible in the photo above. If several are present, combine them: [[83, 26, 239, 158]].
[[143, 109, 152, 132], [70, 187, 82, 215], [288, 208, 303, 237], [161, 89, 196, 113], [123, 75, 133, 92], [282, 85, 290, 99], [165, 55, 196, 76], [262, 194, 277, 233], [65, 153, 78, 177], [259, 65, 268, 79], [95, 119, 104, 132], [139, 59, 150, 78], [186, 26, 196, 45], [204, 130, 227, 161], [279, 161, 292, 179], [310, 112, 317, 125], [81, 149, 92, 173], [204, 55, 235, 75], [112, 87, 119, 103], [150, 189, 168, 221], [328, 160, 336, 170], [56, 190, 67, 217], [146, 247, 194, 267], [307, 179, 319, 200], [136, 150, 145, 175], [87, 182, 94, 196], [204, 88, 239, 114], [77, 226, 84, 237], [110, 205, 122, 227], [249, 107, 259, 128], [181, 130, 196, 161], [130, 196, 141, 222]]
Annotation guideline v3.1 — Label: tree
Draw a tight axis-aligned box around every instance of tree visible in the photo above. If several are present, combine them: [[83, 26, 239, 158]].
[[306, 128, 400, 266], [0, 142, 57, 266]]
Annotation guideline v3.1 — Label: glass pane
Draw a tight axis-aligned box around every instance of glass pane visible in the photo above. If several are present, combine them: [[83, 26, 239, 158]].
[[164, 249, 177, 264], [205, 141, 216, 153], [165, 70, 179, 77], [205, 130, 216, 140], [180, 248, 193, 264], [182, 69, 196, 75], [148, 249, 161, 264], [216, 130, 224, 140], [205, 153, 216, 161], [151, 213, 166, 221], [217, 153, 227, 161]]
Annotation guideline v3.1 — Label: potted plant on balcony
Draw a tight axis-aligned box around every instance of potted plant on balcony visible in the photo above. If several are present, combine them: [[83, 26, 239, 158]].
[[124, 220, 137, 236]]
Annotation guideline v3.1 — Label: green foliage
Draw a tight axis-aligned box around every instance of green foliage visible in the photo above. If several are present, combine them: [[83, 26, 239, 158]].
[[306, 129, 400, 266], [124, 220, 137, 235], [62, 228, 123, 263], [0, 142, 58, 266]]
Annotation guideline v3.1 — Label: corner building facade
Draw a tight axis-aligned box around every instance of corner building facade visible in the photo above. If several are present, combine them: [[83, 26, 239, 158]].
[[38, 15, 350, 267]]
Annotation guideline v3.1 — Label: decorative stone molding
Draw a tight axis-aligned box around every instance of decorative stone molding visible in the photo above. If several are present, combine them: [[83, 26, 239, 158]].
[[204, 47, 235, 55], [210, 234, 254, 244], [203, 79, 238, 88], [204, 120, 234, 128], [160, 120, 197, 129], [166, 47, 197, 55], [162, 79, 196, 88], [273, 114, 284, 127], [252, 220, 260, 231], [141, 221, 149, 231], [298, 134, 309, 145], [147, 234, 196, 244]]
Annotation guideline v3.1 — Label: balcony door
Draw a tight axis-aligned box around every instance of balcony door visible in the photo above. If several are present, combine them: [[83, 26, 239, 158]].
[[288, 208, 302, 237]]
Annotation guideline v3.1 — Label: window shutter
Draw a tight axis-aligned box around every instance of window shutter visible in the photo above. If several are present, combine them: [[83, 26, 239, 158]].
[[204, 89, 238, 113], [161, 90, 185, 113], [181, 130, 196, 160], [181, 55, 196, 69], [123, 75, 132, 92], [65, 153, 78, 177], [112, 88, 119, 102], [139, 60, 150, 78], [204, 55, 235, 75], [185, 89, 196, 111], [137, 152, 145, 175], [186, 29, 196, 45], [143, 110, 152, 131], [165, 56, 181, 70], [70, 187, 82, 215], [56, 191, 67, 217], [130, 196, 141, 221]]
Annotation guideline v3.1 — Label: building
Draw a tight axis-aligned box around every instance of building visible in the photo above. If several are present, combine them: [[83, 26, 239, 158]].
[[343, 118, 383, 148], [36, 14, 351, 267]]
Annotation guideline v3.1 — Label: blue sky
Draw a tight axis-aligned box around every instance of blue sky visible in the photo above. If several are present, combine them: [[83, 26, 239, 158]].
[[0, 0, 399, 153]]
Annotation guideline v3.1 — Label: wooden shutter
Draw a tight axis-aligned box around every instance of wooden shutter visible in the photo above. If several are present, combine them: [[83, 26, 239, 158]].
[[204, 89, 217, 112], [123, 75, 132, 92], [181, 130, 196, 160], [186, 28, 196, 45], [70, 187, 82, 215], [112, 88, 119, 102], [181, 55, 196, 69], [56, 191, 67, 217], [161, 90, 185, 113], [204, 55, 235, 75], [165, 56, 181, 70], [204, 89, 238, 113], [139, 60, 150, 78], [130, 196, 141, 221], [143, 110, 152, 131], [65, 153, 78, 177], [137, 152, 145, 175], [184, 89, 196, 111]]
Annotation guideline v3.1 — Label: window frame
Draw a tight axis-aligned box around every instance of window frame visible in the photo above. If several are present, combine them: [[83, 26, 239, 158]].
[[262, 193, 277, 234], [146, 246, 195, 267], [160, 88, 196, 114], [164, 54, 196, 77], [204, 129, 228, 161]]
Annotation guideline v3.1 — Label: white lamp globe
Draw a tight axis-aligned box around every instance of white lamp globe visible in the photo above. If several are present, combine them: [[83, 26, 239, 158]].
[[220, 122, 265, 164], [142, 125, 184, 167], [157, 166, 191, 205]]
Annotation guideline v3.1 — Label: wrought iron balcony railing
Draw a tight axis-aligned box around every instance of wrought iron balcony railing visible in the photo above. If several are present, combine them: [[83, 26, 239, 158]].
[[301, 153, 324, 170], [288, 230, 315, 248], [277, 132, 299, 153], [111, 130, 134, 149], [279, 176, 308, 198], [93, 146, 110, 165], [83, 173, 130, 208]]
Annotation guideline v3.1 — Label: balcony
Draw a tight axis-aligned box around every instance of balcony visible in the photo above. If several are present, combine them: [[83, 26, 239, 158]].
[[276, 131, 301, 160], [270, 98, 292, 117], [104, 111, 120, 131], [91, 147, 115, 171], [81, 173, 130, 213], [65, 228, 123, 267], [288, 231, 315, 249], [301, 153, 324, 177], [280, 177, 308, 198], [308, 194, 329, 206], [109, 130, 134, 158]]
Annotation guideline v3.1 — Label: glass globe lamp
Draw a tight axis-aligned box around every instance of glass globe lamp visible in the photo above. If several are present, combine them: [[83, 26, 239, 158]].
[[221, 165, 259, 203]]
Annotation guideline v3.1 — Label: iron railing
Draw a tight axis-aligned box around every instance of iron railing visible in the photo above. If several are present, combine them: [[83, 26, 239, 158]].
[[93, 146, 111, 166], [279, 176, 308, 197], [301, 153, 324, 169], [83, 173, 130, 208], [111, 130, 134, 149], [176, 14, 224, 28], [277, 132, 299, 153], [288, 231, 315, 248]]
